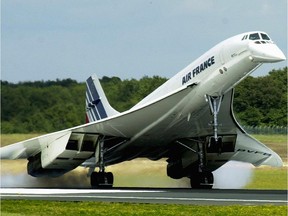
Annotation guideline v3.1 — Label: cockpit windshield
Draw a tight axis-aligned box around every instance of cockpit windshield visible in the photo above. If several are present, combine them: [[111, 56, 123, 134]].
[[249, 33, 260, 40], [242, 32, 272, 42], [260, 33, 270, 40]]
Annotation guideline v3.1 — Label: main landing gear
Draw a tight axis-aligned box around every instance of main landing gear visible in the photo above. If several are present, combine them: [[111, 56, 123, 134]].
[[89, 137, 114, 189], [191, 141, 214, 189], [176, 139, 214, 189], [190, 171, 214, 189], [90, 171, 113, 189]]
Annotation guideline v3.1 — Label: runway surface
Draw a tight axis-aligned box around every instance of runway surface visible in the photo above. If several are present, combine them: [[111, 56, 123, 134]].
[[1, 188, 287, 205]]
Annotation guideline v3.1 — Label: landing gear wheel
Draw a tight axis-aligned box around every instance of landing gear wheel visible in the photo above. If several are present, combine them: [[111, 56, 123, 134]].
[[106, 172, 114, 186], [190, 172, 201, 189], [91, 172, 100, 188], [201, 172, 214, 189], [190, 172, 214, 189], [91, 172, 114, 189]]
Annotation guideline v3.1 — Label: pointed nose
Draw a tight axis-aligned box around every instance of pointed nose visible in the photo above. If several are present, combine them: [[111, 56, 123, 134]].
[[248, 42, 286, 63], [267, 45, 286, 62]]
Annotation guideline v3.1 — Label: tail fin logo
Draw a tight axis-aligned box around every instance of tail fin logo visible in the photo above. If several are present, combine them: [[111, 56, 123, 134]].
[[85, 75, 119, 123], [86, 77, 108, 122]]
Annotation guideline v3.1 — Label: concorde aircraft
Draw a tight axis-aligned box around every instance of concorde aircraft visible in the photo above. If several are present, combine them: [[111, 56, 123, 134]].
[[1, 31, 286, 189]]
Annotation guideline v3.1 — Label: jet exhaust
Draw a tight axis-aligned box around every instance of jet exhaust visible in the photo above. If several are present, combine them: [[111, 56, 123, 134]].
[[1, 169, 90, 188], [1, 160, 254, 189], [212, 161, 254, 189]]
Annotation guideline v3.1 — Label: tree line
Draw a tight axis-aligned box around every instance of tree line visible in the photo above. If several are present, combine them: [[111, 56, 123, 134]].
[[1, 67, 286, 133]]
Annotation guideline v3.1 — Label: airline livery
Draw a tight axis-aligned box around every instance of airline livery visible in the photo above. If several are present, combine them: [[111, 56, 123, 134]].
[[1, 31, 286, 189]]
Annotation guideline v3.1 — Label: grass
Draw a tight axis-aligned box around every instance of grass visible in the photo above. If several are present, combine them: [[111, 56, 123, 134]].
[[253, 134, 287, 161], [1, 200, 287, 216], [0, 134, 43, 147], [253, 134, 287, 143], [245, 167, 287, 189]]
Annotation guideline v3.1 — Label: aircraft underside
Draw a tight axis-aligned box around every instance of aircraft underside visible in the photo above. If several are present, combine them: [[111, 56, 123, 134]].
[[88, 94, 238, 189], [87, 90, 281, 189], [24, 89, 281, 189]]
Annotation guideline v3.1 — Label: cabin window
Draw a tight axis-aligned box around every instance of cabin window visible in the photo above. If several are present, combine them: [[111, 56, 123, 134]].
[[249, 33, 260, 40]]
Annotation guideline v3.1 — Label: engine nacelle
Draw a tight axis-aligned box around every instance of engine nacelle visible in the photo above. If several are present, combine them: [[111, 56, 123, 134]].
[[27, 153, 67, 177], [167, 160, 184, 179], [27, 131, 98, 177]]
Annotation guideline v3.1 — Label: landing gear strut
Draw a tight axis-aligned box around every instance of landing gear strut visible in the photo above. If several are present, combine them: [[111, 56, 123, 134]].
[[191, 141, 214, 189], [177, 139, 214, 189], [90, 137, 114, 188], [207, 95, 223, 154]]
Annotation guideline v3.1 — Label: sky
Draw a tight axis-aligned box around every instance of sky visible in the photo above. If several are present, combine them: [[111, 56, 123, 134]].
[[1, 0, 287, 83]]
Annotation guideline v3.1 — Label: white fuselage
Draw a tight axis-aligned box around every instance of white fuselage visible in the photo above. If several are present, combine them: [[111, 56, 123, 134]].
[[116, 31, 286, 159], [133, 31, 285, 110]]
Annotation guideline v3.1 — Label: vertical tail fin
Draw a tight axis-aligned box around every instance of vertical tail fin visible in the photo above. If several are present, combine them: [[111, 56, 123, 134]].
[[86, 74, 119, 123]]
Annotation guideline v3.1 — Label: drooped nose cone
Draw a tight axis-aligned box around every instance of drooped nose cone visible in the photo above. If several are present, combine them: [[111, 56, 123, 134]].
[[249, 42, 286, 63]]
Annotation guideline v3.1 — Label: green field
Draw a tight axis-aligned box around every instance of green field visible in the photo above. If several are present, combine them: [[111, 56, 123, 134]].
[[1, 200, 287, 216], [245, 167, 287, 189], [253, 135, 287, 161]]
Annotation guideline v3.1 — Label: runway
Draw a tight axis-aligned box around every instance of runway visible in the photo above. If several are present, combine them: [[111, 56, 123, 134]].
[[1, 188, 287, 205]]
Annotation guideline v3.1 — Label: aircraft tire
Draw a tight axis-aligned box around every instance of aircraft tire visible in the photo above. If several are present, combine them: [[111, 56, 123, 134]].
[[190, 171, 214, 189], [91, 172, 114, 189], [190, 172, 201, 188], [106, 172, 114, 186], [91, 172, 100, 188], [201, 172, 214, 189]]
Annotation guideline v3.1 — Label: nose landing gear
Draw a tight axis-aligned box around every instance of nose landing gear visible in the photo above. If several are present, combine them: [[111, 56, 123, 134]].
[[207, 95, 223, 154]]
